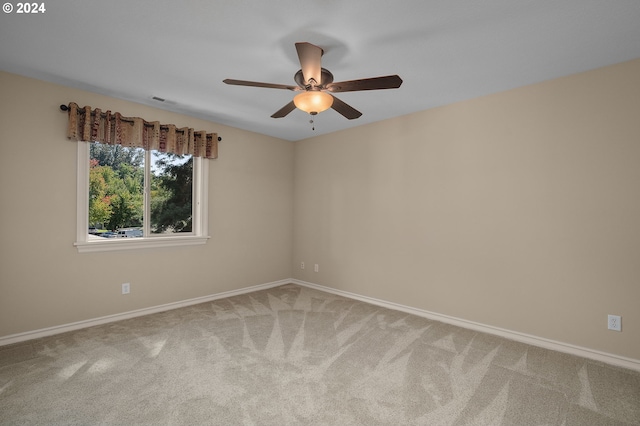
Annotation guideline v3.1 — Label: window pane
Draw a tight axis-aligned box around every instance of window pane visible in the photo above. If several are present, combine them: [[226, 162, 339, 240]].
[[150, 151, 193, 234], [89, 142, 145, 237]]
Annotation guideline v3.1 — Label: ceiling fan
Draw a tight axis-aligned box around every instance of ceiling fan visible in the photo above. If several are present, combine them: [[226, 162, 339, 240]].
[[223, 42, 403, 120]]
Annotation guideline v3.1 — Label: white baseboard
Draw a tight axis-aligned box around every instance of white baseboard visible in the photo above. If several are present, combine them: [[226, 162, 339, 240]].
[[0, 279, 290, 347], [3, 277, 638, 372], [291, 279, 640, 372]]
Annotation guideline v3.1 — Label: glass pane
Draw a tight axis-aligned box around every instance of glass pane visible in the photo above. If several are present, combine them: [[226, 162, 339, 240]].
[[150, 151, 193, 234], [89, 142, 145, 238]]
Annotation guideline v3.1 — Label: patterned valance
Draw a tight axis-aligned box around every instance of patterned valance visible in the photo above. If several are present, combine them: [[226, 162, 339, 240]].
[[64, 102, 219, 159]]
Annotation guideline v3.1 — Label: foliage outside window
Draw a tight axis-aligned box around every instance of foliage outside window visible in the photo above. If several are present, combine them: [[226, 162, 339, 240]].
[[88, 142, 193, 235], [76, 142, 209, 253]]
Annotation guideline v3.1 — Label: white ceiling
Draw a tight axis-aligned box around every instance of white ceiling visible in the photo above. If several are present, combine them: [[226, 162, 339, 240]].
[[2, 0, 640, 141]]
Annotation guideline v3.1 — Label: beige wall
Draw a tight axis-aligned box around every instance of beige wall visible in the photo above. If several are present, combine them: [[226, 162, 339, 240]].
[[2, 59, 639, 362], [0, 71, 293, 337], [293, 59, 640, 360]]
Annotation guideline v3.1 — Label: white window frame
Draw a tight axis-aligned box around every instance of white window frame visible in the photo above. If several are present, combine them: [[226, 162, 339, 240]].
[[74, 142, 209, 253]]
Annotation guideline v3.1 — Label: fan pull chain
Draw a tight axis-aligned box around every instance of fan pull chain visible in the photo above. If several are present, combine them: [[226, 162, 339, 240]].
[[309, 111, 318, 131]]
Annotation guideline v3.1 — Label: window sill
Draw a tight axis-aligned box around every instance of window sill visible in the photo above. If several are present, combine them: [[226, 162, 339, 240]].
[[74, 235, 210, 253]]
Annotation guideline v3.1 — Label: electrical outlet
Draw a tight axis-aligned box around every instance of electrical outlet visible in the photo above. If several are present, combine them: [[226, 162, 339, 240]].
[[314, 264, 319, 273], [122, 283, 130, 295], [301, 262, 305, 270], [608, 315, 621, 331]]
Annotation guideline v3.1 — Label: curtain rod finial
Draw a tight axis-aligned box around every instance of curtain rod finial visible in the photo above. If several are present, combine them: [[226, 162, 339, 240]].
[[60, 104, 69, 111]]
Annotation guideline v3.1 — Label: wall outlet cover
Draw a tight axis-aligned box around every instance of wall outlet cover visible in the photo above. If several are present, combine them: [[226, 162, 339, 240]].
[[608, 314, 621, 331]]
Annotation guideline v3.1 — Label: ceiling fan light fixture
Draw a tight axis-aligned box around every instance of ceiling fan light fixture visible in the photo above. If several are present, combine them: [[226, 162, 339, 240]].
[[293, 91, 333, 114], [224, 42, 400, 120]]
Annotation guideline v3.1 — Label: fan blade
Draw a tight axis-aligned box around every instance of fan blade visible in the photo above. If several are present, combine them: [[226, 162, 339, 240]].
[[330, 95, 362, 120], [223, 79, 299, 91], [271, 101, 296, 118], [326, 75, 403, 92], [295, 42, 323, 87]]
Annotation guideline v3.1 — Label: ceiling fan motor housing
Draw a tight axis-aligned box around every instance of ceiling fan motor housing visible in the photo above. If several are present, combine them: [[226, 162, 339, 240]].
[[294, 68, 334, 89]]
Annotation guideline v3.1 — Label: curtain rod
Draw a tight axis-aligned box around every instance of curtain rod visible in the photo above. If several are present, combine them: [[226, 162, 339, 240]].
[[60, 104, 222, 141]]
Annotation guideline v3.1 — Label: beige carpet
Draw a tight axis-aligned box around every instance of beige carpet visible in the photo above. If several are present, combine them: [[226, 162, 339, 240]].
[[1, 284, 639, 425]]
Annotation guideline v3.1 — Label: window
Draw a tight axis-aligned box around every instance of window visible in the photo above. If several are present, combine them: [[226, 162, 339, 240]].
[[75, 142, 209, 252]]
